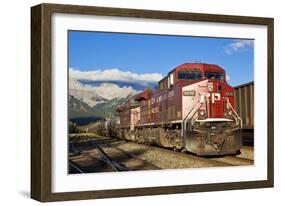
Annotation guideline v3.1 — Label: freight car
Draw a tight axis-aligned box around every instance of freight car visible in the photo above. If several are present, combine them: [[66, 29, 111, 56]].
[[234, 81, 254, 146], [88, 117, 120, 137], [112, 63, 243, 156]]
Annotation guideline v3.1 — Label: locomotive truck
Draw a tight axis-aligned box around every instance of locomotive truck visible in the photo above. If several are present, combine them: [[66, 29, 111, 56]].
[[107, 63, 242, 156]]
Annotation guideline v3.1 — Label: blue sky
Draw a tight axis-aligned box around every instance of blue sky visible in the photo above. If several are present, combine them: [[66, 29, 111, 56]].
[[68, 31, 254, 86]]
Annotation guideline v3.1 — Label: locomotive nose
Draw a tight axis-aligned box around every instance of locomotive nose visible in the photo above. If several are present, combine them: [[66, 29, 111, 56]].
[[205, 81, 223, 119]]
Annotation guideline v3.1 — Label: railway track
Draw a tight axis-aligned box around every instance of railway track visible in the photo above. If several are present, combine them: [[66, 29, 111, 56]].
[[69, 160, 85, 173], [69, 138, 160, 173], [69, 134, 254, 173], [93, 143, 131, 172], [69, 142, 131, 173], [113, 141, 254, 167]]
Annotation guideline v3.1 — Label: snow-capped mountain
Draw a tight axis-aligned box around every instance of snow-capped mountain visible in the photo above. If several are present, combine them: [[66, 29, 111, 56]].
[[68, 95, 96, 118], [91, 97, 129, 118], [68, 94, 131, 119], [69, 78, 103, 107], [68, 78, 140, 119], [69, 78, 139, 107], [91, 82, 139, 100]]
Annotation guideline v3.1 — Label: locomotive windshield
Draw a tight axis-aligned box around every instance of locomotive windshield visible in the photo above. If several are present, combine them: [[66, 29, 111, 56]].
[[178, 71, 202, 80], [205, 71, 225, 81]]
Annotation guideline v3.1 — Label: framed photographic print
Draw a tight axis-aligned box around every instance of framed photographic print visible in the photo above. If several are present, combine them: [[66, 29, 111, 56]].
[[31, 3, 274, 202]]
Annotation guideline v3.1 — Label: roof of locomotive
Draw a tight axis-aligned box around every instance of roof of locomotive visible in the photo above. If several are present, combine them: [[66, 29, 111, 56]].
[[134, 89, 152, 101], [131, 63, 227, 103], [169, 63, 225, 74], [157, 63, 226, 83]]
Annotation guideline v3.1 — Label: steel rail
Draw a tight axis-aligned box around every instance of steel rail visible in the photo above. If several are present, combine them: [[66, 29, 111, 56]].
[[94, 144, 131, 172], [72, 140, 131, 172], [69, 160, 85, 174]]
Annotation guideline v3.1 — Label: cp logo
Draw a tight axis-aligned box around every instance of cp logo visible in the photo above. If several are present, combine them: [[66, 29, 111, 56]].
[[200, 93, 221, 103]]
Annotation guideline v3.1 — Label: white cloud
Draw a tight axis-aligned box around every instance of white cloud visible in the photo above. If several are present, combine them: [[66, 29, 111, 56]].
[[224, 40, 253, 54], [69, 68, 163, 86], [226, 74, 230, 82]]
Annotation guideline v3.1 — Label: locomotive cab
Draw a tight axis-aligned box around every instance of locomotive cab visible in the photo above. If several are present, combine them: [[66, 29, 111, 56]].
[[173, 63, 226, 84]]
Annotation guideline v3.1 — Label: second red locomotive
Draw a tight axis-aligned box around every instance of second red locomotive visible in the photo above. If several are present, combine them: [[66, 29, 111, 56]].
[[115, 63, 242, 156]]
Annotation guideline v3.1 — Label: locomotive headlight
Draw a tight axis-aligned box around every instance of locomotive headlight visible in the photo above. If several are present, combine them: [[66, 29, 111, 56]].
[[207, 82, 214, 92], [183, 90, 195, 96], [199, 109, 206, 116]]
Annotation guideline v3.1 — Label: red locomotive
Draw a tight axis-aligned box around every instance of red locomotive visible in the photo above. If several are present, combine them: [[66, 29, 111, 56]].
[[115, 63, 242, 156]]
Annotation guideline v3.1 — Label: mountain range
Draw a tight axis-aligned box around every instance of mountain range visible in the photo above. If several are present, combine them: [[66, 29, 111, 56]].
[[68, 78, 141, 119]]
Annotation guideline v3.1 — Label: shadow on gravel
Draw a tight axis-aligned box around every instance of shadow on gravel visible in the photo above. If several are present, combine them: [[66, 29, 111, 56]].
[[69, 142, 159, 174]]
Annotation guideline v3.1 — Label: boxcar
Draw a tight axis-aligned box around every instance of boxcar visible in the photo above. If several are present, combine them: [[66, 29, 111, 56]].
[[234, 81, 254, 146]]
